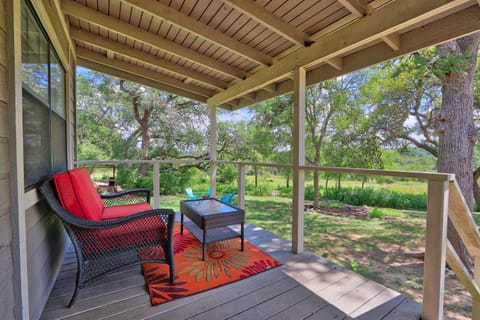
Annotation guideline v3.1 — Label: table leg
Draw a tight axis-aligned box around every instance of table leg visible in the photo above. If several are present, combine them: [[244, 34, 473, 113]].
[[241, 223, 244, 251], [180, 212, 184, 235], [202, 230, 207, 261]]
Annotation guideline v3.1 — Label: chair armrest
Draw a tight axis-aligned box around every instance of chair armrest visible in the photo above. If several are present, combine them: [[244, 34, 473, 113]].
[[64, 208, 174, 230], [101, 188, 151, 206]]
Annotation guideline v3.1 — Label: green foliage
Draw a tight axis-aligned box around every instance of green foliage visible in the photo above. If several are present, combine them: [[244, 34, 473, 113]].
[[319, 186, 426, 210], [117, 165, 193, 195], [370, 208, 386, 219], [245, 184, 271, 196]]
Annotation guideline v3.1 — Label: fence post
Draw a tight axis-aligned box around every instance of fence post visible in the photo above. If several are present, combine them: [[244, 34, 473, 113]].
[[153, 161, 160, 209], [237, 164, 246, 209], [423, 179, 449, 320]]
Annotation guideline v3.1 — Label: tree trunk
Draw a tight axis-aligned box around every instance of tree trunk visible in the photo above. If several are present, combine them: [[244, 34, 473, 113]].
[[313, 171, 320, 208], [254, 166, 258, 187], [474, 167, 480, 210], [286, 173, 290, 188], [437, 33, 480, 273]]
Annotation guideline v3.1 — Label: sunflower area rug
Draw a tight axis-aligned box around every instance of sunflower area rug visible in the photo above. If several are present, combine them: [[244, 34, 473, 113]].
[[141, 223, 282, 306]]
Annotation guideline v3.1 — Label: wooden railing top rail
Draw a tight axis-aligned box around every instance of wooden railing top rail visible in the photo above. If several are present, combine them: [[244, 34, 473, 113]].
[[448, 180, 480, 256], [77, 159, 453, 181]]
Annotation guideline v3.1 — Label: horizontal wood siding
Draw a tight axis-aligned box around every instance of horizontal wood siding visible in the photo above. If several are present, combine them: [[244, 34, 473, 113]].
[[0, 0, 14, 318], [26, 202, 67, 320]]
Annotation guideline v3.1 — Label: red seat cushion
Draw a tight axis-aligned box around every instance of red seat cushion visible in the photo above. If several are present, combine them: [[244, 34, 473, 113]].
[[53, 171, 86, 219], [68, 168, 104, 221], [102, 203, 153, 220]]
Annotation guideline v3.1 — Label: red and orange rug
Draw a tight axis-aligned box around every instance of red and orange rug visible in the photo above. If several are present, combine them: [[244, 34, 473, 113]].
[[141, 223, 282, 306]]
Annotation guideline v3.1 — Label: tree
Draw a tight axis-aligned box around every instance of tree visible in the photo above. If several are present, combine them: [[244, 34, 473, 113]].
[[436, 34, 480, 272], [363, 34, 480, 272]]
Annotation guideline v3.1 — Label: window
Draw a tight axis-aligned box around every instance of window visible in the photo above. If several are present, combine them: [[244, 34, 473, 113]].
[[21, 0, 66, 190]]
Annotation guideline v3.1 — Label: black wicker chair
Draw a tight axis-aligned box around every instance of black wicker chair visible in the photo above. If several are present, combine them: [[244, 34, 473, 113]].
[[40, 179, 175, 307]]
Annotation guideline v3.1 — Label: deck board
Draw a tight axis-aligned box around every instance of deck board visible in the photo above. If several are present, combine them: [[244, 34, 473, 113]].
[[40, 221, 422, 320]]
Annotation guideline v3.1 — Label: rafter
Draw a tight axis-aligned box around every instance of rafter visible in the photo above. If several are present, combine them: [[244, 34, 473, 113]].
[[78, 58, 207, 103], [382, 33, 401, 51], [232, 6, 480, 110], [123, 0, 272, 67], [76, 47, 215, 98], [337, 0, 371, 17], [62, 0, 248, 80], [208, 0, 474, 106], [70, 28, 229, 90], [326, 57, 343, 70], [220, 0, 311, 47]]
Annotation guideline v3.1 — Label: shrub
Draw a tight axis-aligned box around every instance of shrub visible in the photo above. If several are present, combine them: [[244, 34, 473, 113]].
[[320, 186, 426, 210]]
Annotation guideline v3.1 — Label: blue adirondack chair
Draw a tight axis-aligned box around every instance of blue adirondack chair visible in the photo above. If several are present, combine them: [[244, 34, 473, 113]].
[[220, 191, 237, 204], [185, 188, 200, 200], [204, 188, 211, 197]]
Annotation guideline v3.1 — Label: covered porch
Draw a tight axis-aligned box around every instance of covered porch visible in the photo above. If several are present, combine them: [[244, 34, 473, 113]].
[[41, 218, 421, 320], [2, 1, 480, 320]]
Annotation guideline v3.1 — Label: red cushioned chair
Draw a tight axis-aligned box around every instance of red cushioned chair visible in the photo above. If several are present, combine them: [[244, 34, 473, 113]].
[[40, 167, 175, 307]]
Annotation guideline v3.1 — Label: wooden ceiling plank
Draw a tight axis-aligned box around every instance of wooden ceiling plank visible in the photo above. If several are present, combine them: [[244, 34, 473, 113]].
[[77, 58, 207, 103], [337, 0, 370, 17], [62, 0, 247, 80], [208, 0, 475, 106], [233, 5, 480, 109], [382, 32, 400, 51], [220, 0, 311, 47], [70, 28, 229, 90], [326, 56, 343, 70], [123, 0, 273, 66], [76, 47, 215, 98]]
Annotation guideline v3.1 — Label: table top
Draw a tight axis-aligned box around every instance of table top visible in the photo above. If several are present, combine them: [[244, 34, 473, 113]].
[[181, 198, 241, 216]]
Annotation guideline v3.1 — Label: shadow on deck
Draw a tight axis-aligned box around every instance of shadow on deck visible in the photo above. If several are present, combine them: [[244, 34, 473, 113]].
[[40, 221, 422, 320]]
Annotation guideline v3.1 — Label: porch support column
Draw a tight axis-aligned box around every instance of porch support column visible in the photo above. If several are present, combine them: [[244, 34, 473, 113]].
[[292, 66, 306, 254], [7, 0, 30, 318], [237, 164, 246, 209], [422, 179, 449, 320], [209, 105, 217, 198]]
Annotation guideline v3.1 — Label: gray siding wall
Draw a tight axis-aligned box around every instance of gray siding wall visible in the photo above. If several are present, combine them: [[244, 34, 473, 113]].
[[0, 0, 15, 318]]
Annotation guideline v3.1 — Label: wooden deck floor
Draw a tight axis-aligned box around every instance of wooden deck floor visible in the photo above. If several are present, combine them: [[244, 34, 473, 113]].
[[41, 222, 422, 320]]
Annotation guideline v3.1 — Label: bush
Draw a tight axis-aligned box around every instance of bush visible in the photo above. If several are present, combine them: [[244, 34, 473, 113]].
[[117, 165, 194, 195], [320, 186, 426, 210]]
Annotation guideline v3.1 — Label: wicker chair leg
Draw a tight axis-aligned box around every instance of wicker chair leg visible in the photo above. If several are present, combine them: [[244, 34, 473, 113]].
[[67, 280, 80, 307], [169, 261, 175, 283]]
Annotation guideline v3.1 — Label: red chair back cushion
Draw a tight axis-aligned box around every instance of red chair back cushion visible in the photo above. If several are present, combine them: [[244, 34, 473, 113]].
[[53, 171, 86, 219], [68, 168, 104, 221]]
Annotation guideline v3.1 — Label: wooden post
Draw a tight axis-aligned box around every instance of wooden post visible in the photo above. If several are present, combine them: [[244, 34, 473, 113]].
[[423, 179, 449, 320], [209, 105, 217, 198], [153, 161, 160, 209], [473, 256, 480, 319], [237, 164, 246, 209], [292, 66, 306, 254], [7, 0, 30, 318]]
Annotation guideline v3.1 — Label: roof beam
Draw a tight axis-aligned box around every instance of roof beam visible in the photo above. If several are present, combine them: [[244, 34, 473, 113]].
[[70, 28, 229, 90], [220, 0, 311, 47], [337, 0, 371, 17], [62, 0, 248, 80], [208, 0, 474, 106], [382, 33, 401, 51], [78, 58, 207, 103], [76, 47, 215, 98], [232, 5, 480, 110], [123, 0, 272, 67], [326, 57, 343, 70]]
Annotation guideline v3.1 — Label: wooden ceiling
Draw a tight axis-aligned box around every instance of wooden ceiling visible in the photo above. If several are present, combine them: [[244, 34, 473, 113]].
[[62, 0, 480, 109]]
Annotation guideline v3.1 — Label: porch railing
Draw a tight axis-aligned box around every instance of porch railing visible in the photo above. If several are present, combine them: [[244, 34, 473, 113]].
[[76, 159, 480, 320]]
